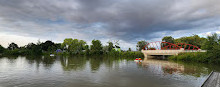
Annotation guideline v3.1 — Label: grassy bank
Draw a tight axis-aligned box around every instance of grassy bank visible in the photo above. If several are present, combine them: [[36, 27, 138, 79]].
[[168, 52, 220, 64]]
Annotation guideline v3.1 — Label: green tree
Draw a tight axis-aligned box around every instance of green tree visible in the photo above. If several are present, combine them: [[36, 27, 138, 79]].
[[79, 40, 86, 51], [202, 33, 219, 50], [55, 43, 61, 49], [62, 38, 73, 51], [103, 46, 108, 54], [84, 45, 90, 55], [0, 45, 5, 53], [107, 41, 114, 52], [174, 35, 206, 48], [128, 48, 132, 51], [41, 40, 55, 51], [62, 38, 86, 54], [136, 40, 148, 51], [8, 42, 19, 50], [24, 43, 42, 55], [90, 40, 103, 55], [31, 44, 42, 55], [162, 36, 174, 43], [48, 45, 56, 53], [203, 33, 220, 62]]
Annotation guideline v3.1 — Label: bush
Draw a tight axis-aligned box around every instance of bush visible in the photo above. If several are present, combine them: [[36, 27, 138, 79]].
[[168, 52, 212, 63]]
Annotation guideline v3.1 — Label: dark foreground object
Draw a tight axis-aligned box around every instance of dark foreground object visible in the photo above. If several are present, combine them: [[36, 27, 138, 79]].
[[202, 71, 220, 87]]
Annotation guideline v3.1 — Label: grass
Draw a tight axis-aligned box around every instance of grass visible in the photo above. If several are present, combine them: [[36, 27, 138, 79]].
[[168, 52, 211, 63]]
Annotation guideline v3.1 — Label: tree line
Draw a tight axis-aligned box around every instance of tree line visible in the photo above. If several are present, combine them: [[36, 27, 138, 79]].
[[0, 39, 144, 58], [0, 40, 61, 56], [163, 33, 220, 64]]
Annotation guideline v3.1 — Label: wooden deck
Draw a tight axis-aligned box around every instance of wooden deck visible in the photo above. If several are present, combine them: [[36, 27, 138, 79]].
[[201, 71, 220, 87]]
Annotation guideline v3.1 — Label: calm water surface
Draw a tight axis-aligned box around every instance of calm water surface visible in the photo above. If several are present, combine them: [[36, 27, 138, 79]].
[[0, 56, 219, 87]]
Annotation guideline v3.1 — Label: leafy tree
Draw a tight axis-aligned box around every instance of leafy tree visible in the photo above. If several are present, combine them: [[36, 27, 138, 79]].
[[174, 35, 206, 48], [162, 36, 175, 49], [62, 38, 73, 51], [162, 36, 174, 43], [103, 46, 109, 53], [55, 43, 61, 49], [203, 33, 220, 62], [8, 42, 19, 50], [41, 40, 55, 51], [24, 43, 42, 55], [79, 40, 86, 50], [62, 38, 86, 54], [48, 45, 56, 52], [169, 33, 220, 64], [84, 45, 90, 55], [90, 40, 103, 55], [0, 45, 5, 53], [107, 41, 114, 52], [31, 44, 42, 55], [136, 40, 148, 51], [128, 48, 132, 51], [26, 43, 36, 50], [202, 33, 219, 50]]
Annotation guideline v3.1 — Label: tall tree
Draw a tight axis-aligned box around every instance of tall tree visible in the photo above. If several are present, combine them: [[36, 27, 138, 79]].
[[55, 43, 61, 49], [136, 40, 148, 51], [174, 35, 207, 48], [107, 41, 114, 52], [202, 33, 220, 61], [62, 38, 73, 51], [8, 42, 19, 50], [90, 40, 103, 54], [162, 36, 174, 43], [41, 40, 55, 51], [84, 45, 90, 55], [0, 45, 5, 53], [162, 36, 175, 49], [62, 38, 86, 54], [24, 43, 42, 55], [128, 48, 132, 51], [203, 33, 219, 50]]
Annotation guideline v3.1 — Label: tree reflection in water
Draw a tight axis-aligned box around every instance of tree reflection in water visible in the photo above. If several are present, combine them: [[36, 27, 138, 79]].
[[89, 56, 102, 72], [59, 56, 132, 72], [23, 55, 218, 78], [60, 56, 87, 71], [142, 58, 212, 77], [5, 55, 19, 64], [25, 55, 55, 69]]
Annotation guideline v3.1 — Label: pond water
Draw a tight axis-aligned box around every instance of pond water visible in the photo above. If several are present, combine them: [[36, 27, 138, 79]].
[[0, 56, 219, 87]]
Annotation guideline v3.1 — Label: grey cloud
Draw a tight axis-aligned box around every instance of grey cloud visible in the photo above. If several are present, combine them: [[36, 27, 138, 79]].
[[0, 0, 220, 47]]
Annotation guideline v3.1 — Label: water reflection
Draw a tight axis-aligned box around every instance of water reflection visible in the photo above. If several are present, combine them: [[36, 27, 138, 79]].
[[89, 57, 102, 71], [25, 55, 55, 69], [60, 56, 87, 71], [142, 58, 211, 77], [0, 56, 219, 87], [4, 55, 19, 64], [59, 56, 125, 72]]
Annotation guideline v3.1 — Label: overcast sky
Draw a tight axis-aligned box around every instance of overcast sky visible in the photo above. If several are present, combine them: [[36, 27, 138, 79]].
[[0, 0, 220, 50]]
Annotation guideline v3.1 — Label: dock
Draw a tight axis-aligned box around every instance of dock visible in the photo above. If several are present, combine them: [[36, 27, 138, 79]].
[[201, 71, 220, 87]]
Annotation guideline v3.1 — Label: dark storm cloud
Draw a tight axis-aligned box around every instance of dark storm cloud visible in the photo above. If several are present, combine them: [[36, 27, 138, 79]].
[[73, 0, 220, 41], [0, 0, 220, 44]]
